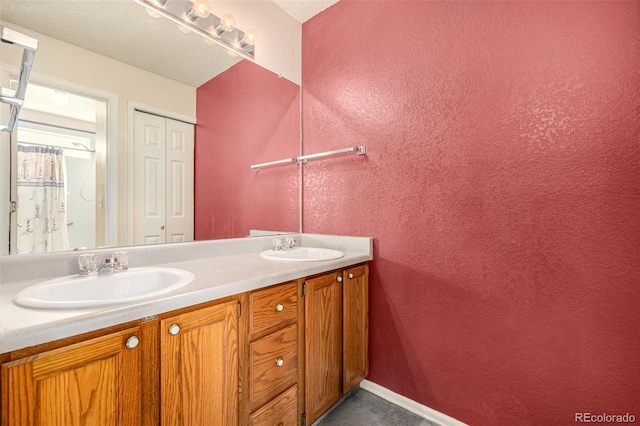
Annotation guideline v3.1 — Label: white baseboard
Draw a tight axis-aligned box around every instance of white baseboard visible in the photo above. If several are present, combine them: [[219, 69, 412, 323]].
[[360, 380, 468, 426]]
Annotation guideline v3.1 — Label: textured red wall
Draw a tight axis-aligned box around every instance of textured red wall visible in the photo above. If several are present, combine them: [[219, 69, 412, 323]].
[[302, 1, 640, 424], [195, 60, 300, 240]]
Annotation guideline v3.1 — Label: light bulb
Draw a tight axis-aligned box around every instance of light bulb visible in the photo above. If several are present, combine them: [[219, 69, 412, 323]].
[[220, 14, 236, 31], [51, 91, 69, 107], [213, 13, 236, 36], [238, 29, 257, 48], [186, 0, 210, 21]]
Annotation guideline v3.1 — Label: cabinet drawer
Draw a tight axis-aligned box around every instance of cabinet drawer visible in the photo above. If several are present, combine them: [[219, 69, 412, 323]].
[[249, 385, 298, 426], [250, 281, 298, 336], [250, 323, 298, 406]]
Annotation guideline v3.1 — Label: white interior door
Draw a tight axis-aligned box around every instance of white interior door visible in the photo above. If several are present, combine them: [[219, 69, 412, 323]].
[[133, 111, 166, 245], [133, 111, 193, 246], [165, 119, 194, 243]]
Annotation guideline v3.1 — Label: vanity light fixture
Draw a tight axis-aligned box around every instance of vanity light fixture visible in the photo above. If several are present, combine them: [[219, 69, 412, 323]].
[[132, 0, 256, 60]]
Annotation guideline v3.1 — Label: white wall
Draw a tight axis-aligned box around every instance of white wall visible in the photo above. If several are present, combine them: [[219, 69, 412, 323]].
[[209, 1, 302, 84]]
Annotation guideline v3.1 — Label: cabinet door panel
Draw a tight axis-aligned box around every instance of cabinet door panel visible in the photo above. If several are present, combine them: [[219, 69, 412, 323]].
[[160, 300, 238, 426], [304, 272, 342, 425], [343, 265, 369, 394], [1, 327, 142, 426]]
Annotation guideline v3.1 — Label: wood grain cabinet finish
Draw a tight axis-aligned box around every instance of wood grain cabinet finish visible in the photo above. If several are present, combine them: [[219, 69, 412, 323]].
[[248, 385, 298, 426], [160, 300, 239, 426], [304, 271, 343, 425], [1, 327, 143, 426], [242, 282, 303, 426], [249, 281, 298, 336], [343, 265, 369, 394]]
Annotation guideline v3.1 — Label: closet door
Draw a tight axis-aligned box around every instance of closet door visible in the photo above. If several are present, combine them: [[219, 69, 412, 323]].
[[133, 111, 193, 246], [133, 111, 166, 245], [164, 119, 194, 243]]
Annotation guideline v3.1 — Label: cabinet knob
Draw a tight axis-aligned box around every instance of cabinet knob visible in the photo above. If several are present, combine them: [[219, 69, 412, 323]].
[[276, 303, 284, 312], [276, 358, 284, 367], [168, 324, 181, 335], [348, 273, 354, 279], [337, 276, 342, 283], [160, 225, 165, 230], [126, 336, 140, 350]]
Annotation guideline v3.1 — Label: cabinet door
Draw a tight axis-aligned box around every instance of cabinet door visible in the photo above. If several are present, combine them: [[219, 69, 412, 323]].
[[304, 271, 342, 425], [343, 265, 369, 394], [1, 327, 143, 426], [160, 300, 239, 426]]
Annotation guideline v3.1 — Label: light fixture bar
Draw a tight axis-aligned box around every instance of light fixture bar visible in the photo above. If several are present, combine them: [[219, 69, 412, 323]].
[[131, 0, 255, 61]]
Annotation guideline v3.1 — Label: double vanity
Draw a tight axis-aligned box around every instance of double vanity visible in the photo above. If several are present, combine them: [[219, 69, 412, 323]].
[[0, 233, 372, 425]]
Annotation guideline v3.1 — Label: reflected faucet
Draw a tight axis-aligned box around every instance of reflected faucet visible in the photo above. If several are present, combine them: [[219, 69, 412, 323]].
[[98, 256, 118, 275]]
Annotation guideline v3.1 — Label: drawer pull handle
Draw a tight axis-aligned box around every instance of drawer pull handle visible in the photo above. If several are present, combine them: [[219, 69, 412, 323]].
[[276, 303, 284, 312], [168, 324, 181, 336], [348, 273, 354, 279], [126, 336, 140, 349], [276, 358, 284, 367]]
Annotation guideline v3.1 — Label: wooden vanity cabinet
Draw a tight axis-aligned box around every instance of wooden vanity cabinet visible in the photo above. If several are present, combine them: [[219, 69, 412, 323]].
[[343, 264, 369, 394], [160, 299, 239, 426], [0, 298, 240, 426], [1, 263, 369, 426], [304, 264, 369, 425], [240, 281, 304, 426], [1, 326, 145, 426]]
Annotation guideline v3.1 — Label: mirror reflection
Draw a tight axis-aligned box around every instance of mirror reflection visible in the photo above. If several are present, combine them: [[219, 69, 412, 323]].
[[0, 0, 301, 255]]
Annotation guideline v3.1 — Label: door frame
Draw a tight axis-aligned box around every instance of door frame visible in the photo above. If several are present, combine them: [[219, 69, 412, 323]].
[[126, 101, 196, 246], [1, 69, 118, 252]]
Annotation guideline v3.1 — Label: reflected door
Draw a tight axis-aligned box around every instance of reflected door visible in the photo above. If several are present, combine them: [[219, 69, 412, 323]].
[[133, 111, 193, 245]]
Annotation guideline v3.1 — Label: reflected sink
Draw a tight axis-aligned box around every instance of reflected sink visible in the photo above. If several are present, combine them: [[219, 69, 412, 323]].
[[13, 267, 196, 309], [260, 247, 344, 262]]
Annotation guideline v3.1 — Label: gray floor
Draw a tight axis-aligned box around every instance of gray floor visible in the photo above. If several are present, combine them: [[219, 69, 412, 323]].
[[315, 387, 438, 426]]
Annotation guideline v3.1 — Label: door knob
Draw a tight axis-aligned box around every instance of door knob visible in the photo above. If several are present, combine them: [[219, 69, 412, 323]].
[[348, 273, 354, 279], [337, 276, 342, 282], [168, 324, 181, 335]]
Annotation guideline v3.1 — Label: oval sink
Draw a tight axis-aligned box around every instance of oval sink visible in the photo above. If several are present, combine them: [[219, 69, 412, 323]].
[[260, 247, 344, 262], [13, 267, 196, 309]]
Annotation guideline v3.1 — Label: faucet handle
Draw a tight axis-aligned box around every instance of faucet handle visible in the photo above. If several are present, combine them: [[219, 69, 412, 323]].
[[283, 237, 296, 250], [272, 238, 284, 251]]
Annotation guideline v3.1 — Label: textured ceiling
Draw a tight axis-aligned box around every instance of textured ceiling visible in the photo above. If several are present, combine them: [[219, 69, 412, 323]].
[[0, 0, 244, 88], [0, 0, 338, 87], [271, 0, 340, 23]]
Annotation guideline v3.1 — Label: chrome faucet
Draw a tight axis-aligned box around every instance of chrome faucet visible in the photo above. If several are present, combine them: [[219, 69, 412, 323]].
[[98, 256, 118, 275], [272, 237, 296, 251]]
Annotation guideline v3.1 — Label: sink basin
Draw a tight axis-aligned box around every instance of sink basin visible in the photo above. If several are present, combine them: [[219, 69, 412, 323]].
[[13, 267, 196, 309], [260, 247, 344, 262]]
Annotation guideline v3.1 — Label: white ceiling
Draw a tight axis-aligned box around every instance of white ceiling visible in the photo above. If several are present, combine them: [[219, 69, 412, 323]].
[[1, 0, 338, 88], [272, 0, 340, 23]]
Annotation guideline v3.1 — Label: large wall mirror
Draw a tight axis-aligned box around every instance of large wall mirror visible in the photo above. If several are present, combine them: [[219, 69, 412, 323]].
[[0, 0, 301, 255]]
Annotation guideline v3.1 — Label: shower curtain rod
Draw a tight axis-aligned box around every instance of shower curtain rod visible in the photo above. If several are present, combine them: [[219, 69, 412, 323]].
[[17, 141, 96, 153]]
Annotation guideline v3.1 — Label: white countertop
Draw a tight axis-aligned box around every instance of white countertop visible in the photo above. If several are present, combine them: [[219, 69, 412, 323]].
[[0, 234, 372, 353]]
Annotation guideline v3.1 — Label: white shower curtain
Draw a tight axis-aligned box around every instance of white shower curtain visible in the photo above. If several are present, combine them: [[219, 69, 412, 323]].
[[17, 144, 69, 254]]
